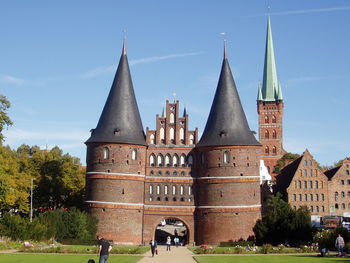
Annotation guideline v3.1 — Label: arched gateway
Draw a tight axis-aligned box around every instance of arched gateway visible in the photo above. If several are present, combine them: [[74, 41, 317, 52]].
[[85, 40, 262, 245]]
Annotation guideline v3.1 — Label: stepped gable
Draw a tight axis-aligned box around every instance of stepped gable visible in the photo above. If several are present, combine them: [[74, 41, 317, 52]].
[[86, 40, 146, 145], [197, 44, 260, 147]]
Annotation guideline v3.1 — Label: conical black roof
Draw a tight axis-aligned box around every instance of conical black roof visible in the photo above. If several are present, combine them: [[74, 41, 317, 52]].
[[86, 42, 146, 145], [197, 56, 260, 147]]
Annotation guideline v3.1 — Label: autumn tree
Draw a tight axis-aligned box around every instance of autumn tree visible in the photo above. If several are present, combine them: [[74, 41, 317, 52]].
[[0, 95, 13, 144]]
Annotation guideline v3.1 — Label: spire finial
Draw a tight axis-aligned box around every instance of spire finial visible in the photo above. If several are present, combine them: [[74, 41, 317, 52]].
[[122, 29, 127, 55], [220, 32, 227, 59], [172, 92, 177, 102]]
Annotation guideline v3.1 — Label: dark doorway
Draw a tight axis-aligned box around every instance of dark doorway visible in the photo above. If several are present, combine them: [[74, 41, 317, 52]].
[[155, 218, 188, 245]]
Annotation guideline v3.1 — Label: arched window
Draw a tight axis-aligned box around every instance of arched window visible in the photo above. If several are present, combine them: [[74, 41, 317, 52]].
[[264, 116, 269, 123], [272, 146, 277, 155], [315, 194, 319, 201], [187, 155, 193, 167], [169, 113, 175, 123], [164, 185, 168, 195], [293, 194, 296, 201], [156, 185, 160, 195], [272, 130, 277, 139], [310, 194, 313, 201], [170, 128, 175, 143], [165, 154, 171, 167], [157, 154, 164, 167], [265, 146, 269, 154], [150, 154, 156, 166], [179, 128, 184, 144], [304, 194, 308, 201], [160, 128, 165, 143], [264, 130, 269, 139], [173, 154, 179, 167], [200, 152, 205, 165], [342, 191, 345, 198], [149, 185, 153, 194], [150, 134, 155, 144], [180, 186, 184, 195], [188, 186, 192, 195], [189, 134, 194, 144], [272, 115, 276, 123], [172, 185, 176, 195], [322, 194, 325, 201], [335, 192, 339, 201], [342, 203, 346, 209], [180, 154, 186, 167], [131, 149, 137, 160], [316, 206, 319, 212], [103, 147, 109, 160], [223, 151, 230, 164], [298, 181, 301, 188]]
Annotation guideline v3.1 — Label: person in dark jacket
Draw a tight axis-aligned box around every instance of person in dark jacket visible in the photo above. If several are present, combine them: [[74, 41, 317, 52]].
[[97, 236, 112, 263], [149, 239, 158, 257]]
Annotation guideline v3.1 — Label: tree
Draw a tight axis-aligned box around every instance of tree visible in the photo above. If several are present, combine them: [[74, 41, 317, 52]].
[[254, 193, 313, 245], [0, 95, 13, 144], [0, 146, 31, 212], [273, 153, 300, 174]]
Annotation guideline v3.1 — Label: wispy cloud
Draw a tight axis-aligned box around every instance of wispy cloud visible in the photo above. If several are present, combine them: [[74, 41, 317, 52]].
[[241, 6, 350, 18], [5, 128, 88, 142], [80, 51, 204, 79], [1, 75, 25, 85]]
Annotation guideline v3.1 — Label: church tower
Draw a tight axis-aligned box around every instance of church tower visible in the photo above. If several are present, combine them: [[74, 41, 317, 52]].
[[85, 40, 147, 244], [196, 43, 262, 244], [257, 16, 284, 178]]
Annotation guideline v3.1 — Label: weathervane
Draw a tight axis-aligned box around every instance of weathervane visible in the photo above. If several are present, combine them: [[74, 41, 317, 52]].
[[172, 92, 177, 102]]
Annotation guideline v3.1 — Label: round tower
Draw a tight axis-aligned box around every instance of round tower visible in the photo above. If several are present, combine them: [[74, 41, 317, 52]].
[[195, 44, 262, 245], [85, 40, 147, 244]]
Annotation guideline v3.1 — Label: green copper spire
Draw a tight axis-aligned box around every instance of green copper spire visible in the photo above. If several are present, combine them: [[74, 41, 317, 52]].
[[257, 83, 263, 101], [260, 16, 283, 102]]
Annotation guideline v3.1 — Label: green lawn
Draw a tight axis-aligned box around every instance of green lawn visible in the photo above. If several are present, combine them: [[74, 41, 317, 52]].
[[194, 255, 350, 263], [0, 254, 142, 263]]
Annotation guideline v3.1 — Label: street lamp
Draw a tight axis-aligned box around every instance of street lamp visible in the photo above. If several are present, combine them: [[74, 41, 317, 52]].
[[30, 178, 33, 222]]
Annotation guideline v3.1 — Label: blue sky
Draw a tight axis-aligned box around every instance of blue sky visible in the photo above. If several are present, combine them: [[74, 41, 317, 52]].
[[1, 0, 350, 166]]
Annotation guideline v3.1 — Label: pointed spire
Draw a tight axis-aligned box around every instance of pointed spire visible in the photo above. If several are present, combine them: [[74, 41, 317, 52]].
[[223, 39, 227, 59], [197, 47, 260, 147], [122, 37, 127, 55], [183, 105, 187, 117], [161, 107, 164, 117], [86, 40, 146, 145], [260, 16, 282, 102], [257, 83, 263, 101]]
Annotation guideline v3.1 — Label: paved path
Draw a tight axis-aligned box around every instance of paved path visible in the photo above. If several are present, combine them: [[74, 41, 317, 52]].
[[138, 245, 196, 263]]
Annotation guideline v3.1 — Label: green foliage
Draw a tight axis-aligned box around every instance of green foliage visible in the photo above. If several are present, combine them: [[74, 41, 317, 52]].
[[273, 152, 300, 174], [314, 226, 350, 250], [0, 146, 31, 212], [0, 94, 13, 144], [253, 193, 313, 246], [0, 209, 97, 242]]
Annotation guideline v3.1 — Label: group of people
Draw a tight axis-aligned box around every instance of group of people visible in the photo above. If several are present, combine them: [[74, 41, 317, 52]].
[[150, 235, 182, 256]]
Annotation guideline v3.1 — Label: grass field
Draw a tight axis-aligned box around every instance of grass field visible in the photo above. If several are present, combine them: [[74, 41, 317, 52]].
[[0, 254, 142, 263], [193, 255, 350, 263]]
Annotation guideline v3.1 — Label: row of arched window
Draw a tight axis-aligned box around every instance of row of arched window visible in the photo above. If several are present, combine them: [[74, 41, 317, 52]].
[[335, 203, 350, 210], [149, 185, 192, 196], [149, 129, 194, 145], [264, 115, 277, 124], [103, 147, 137, 161], [294, 180, 323, 189], [293, 205, 325, 213], [149, 153, 193, 167], [300, 169, 318, 177], [293, 193, 325, 202], [264, 146, 277, 155], [335, 191, 350, 201], [263, 130, 278, 139]]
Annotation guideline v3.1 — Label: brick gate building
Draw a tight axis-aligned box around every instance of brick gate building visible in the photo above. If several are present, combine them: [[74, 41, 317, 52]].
[[85, 37, 262, 245]]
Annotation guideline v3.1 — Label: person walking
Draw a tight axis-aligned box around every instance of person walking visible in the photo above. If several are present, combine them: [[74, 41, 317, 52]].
[[174, 236, 179, 248], [166, 236, 171, 251], [97, 236, 112, 263], [149, 239, 158, 257], [335, 234, 345, 256]]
